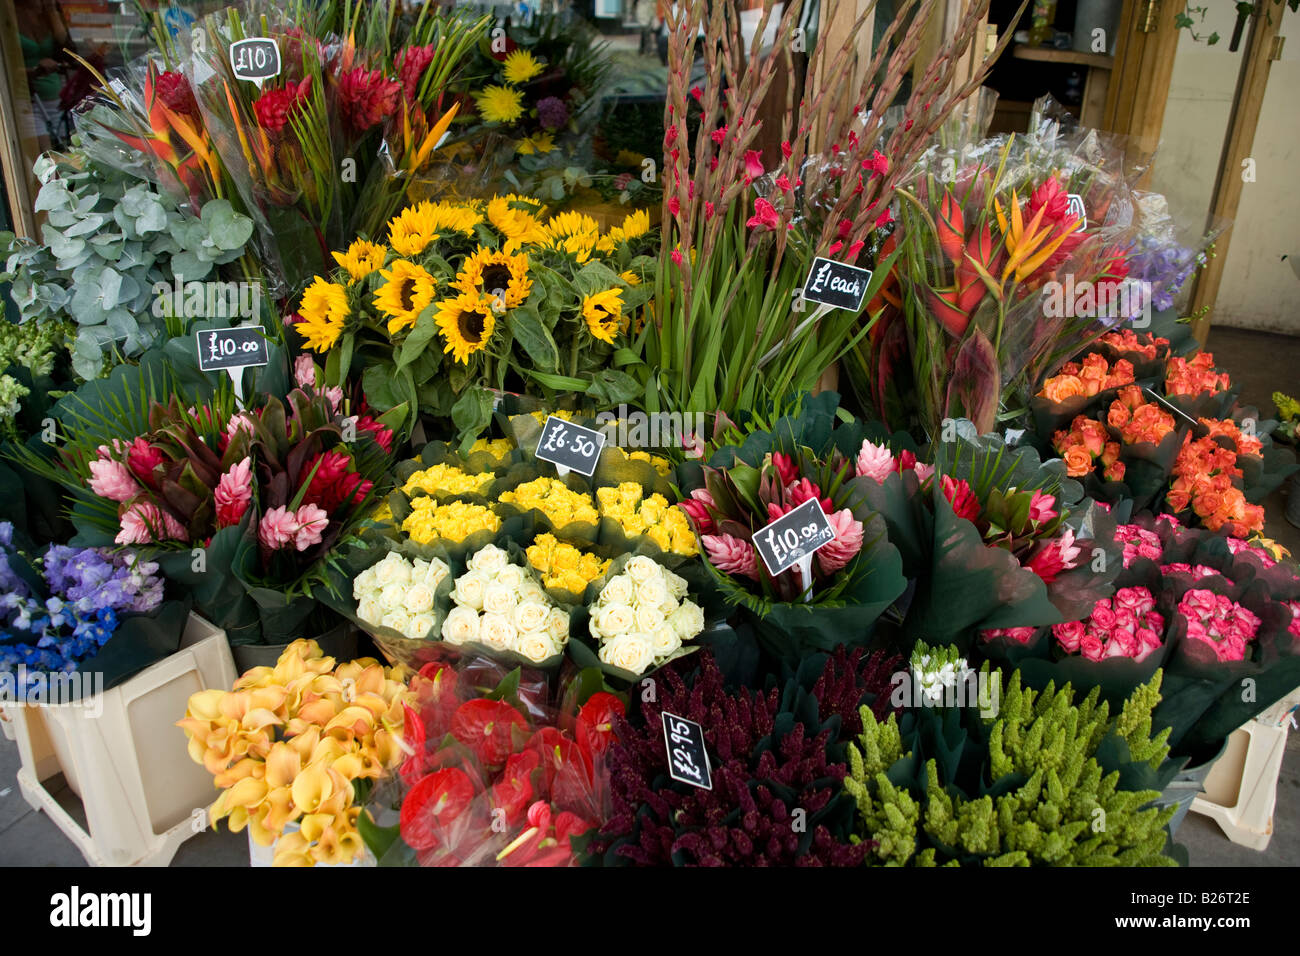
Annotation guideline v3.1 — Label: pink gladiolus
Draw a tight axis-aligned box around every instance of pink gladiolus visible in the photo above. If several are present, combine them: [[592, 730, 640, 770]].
[[116, 501, 185, 545], [710, 126, 727, 145], [671, 249, 684, 266], [88, 457, 140, 503], [856, 439, 895, 483], [746, 198, 779, 231], [775, 174, 792, 193], [1028, 489, 1058, 523], [293, 503, 329, 550], [215, 457, 253, 528], [743, 149, 764, 180], [816, 509, 863, 574], [259, 506, 299, 550], [702, 533, 759, 580]]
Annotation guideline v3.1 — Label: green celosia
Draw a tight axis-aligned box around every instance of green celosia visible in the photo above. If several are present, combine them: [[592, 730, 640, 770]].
[[847, 671, 1179, 866]]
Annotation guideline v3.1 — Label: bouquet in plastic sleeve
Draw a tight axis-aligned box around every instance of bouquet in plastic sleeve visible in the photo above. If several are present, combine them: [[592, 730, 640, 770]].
[[359, 657, 618, 866]]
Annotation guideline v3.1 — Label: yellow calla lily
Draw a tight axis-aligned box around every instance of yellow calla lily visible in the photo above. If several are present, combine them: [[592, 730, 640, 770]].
[[290, 765, 333, 814], [265, 742, 303, 789]]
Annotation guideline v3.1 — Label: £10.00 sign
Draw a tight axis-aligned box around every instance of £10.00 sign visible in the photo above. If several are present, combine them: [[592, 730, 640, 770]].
[[535, 416, 606, 477], [196, 327, 269, 372], [751, 497, 838, 577]]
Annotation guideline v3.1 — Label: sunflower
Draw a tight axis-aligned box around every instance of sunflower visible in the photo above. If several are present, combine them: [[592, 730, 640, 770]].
[[475, 85, 525, 124], [331, 239, 387, 282], [486, 196, 548, 253], [454, 246, 533, 309], [435, 292, 496, 363], [619, 270, 642, 287], [582, 287, 624, 345], [597, 207, 653, 254], [502, 49, 545, 85], [543, 210, 601, 263], [373, 260, 438, 334], [515, 131, 555, 156], [297, 277, 351, 352], [388, 201, 481, 257]]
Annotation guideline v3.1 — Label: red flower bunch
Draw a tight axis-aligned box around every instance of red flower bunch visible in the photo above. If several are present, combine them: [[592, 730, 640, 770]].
[[395, 44, 436, 101], [339, 67, 402, 136], [395, 662, 619, 867], [1165, 353, 1230, 397], [252, 77, 312, 133], [1020, 177, 1086, 273], [1108, 385, 1176, 445], [1053, 587, 1165, 662], [155, 70, 199, 119], [1039, 353, 1135, 403], [1052, 414, 1124, 481]]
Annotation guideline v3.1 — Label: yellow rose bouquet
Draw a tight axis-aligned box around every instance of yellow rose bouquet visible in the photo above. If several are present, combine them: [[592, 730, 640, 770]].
[[176, 639, 413, 867]]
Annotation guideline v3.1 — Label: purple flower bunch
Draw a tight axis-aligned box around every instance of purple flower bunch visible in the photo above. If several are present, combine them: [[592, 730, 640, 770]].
[[1125, 235, 1207, 313], [1, 522, 164, 695]]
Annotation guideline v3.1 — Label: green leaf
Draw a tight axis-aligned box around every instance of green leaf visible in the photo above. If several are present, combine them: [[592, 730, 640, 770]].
[[586, 368, 641, 406], [362, 363, 403, 410], [507, 305, 559, 371], [202, 199, 255, 251], [450, 386, 494, 447], [395, 304, 440, 371]]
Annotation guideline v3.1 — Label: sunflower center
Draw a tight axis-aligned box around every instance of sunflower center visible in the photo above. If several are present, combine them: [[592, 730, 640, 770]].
[[459, 308, 488, 344], [482, 265, 512, 292], [398, 278, 418, 312]]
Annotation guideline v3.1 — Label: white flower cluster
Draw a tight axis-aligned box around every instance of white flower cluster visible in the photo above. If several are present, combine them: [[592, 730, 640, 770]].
[[354, 551, 452, 641], [911, 646, 976, 705], [441, 544, 570, 663], [588, 555, 704, 675]]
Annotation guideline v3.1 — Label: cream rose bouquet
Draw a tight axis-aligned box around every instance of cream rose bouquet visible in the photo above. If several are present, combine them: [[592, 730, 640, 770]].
[[353, 551, 453, 642], [441, 544, 571, 667], [576, 555, 705, 678]]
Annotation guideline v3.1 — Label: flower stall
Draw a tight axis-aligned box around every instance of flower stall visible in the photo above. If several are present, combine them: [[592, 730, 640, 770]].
[[1, 0, 1298, 875]]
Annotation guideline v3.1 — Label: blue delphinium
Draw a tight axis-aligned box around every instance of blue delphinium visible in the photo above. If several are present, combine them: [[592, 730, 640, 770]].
[[1127, 235, 1208, 313], [1, 523, 165, 701]]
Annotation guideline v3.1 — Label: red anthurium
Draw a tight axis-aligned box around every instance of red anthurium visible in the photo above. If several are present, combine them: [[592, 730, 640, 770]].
[[400, 767, 476, 851], [575, 692, 625, 759], [399, 703, 427, 785], [491, 749, 540, 826], [451, 699, 528, 768]]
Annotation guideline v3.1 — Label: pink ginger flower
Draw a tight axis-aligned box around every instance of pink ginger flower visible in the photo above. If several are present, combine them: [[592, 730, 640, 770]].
[[701, 533, 759, 580], [259, 506, 300, 550], [294, 354, 317, 389], [88, 456, 140, 503], [1026, 528, 1081, 584], [914, 462, 935, 482], [855, 439, 895, 483], [293, 503, 330, 551], [1028, 489, 1058, 523], [815, 509, 863, 574], [215, 457, 253, 528], [982, 626, 1039, 644], [116, 501, 185, 545]]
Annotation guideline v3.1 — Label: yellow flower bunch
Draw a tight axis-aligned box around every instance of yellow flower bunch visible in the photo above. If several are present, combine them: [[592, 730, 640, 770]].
[[597, 482, 699, 556], [176, 640, 412, 866], [403, 462, 493, 497], [526, 532, 610, 593], [470, 437, 515, 461], [402, 497, 502, 545], [627, 450, 673, 476], [499, 477, 599, 527], [528, 409, 575, 426]]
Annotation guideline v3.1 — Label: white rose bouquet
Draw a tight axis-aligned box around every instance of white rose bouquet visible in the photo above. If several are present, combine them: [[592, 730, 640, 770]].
[[441, 544, 571, 665], [354, 551, 452, 641], [586, 555, 705, 676]]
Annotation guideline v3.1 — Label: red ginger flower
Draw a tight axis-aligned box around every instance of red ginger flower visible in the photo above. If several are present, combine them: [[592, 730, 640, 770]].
[[252, 77, 311, 133], [941, 475, 980, 522], [156, 71, 199, 118], [787, 478, 833, 514], [126, 437, 166, 489], [339, 67, 401, 135], [396, 44, 436, 101]]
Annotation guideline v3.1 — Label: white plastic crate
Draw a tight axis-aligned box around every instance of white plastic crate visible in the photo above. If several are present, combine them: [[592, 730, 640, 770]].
[[1189, 688, 1300, 851], [1, 614, 236, 866]]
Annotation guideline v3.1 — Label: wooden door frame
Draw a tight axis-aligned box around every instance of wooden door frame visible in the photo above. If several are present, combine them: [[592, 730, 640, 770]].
[[0, 0, 38, 239], [1187, 3, 1289, 343]]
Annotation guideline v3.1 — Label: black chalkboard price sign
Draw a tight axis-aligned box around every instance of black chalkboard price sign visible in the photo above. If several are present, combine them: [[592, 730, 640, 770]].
[[535, 415, 605, 477], [662, 711, 712, 790], [196, 327, 269, 372], [802, 256, 874, 311], [230, 38, 281, 84], [752, 497, 838, 576]]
